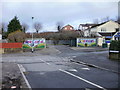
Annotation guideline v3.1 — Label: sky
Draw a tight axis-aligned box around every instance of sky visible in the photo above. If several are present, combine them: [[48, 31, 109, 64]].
[[0, 0, 119, 32]]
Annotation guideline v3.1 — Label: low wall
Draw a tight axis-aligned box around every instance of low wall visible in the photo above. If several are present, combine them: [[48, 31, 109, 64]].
[[23, 48, 43, 52], [4, 48, 23, 53], [0, 48, 4, 54]]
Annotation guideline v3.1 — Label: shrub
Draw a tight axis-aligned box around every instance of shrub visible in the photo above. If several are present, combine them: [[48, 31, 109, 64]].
[[109, 40, 120, 51], [8, 30, 26, 43]]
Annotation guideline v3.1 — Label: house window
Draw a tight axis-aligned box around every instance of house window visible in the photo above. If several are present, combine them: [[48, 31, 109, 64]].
[[101, 28, 106, 32], [65, 27, 67, 30], [70, 27, 72, 30]]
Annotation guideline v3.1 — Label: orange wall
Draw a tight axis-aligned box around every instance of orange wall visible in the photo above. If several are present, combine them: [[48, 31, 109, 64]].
[[0, 43, 22, 48]]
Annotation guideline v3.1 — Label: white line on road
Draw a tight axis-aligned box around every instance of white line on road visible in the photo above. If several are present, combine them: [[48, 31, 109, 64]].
[[46, 63, 51, 65], [72, 56, 77, 58], [17, 64, 32, 89], [59, 69, 106, 90], [68, 69, 78, 72], [72, 61, 87, 67], [81, 68, 90, 70], [18, 64, 26, 72], [40, 59, 51, 65]]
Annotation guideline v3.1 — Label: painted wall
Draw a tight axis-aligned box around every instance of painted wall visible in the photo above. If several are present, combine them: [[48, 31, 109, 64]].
[[23, 38, 46, 48], [77, 38, 96, 47]]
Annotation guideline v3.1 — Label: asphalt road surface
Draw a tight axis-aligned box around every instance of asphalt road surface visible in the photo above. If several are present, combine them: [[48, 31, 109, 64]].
[[2, 45, 119, 89]]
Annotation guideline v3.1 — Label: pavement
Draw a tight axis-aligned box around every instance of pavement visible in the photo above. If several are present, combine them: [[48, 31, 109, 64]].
[[71, 46, 109, 52], [0, 62, 28, 89]]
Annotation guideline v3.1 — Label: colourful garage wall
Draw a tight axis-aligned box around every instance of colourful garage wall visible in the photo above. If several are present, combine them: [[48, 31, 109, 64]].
[[23, 38, 46, 49], [77, 38, 96, 47]]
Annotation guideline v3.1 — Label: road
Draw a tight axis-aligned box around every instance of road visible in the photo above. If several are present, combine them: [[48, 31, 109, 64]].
[[2, 45, 119, 89]]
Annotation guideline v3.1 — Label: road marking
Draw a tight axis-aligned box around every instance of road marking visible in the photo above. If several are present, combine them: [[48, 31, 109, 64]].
[[81, 68, 90, 70], [71, 61, 87, 67], [18, 64, 26, 72], [59, 69, 106, 90], [40, 59, 51, 65], [85, 88, 92, 90], [18, 64, 32, 89], [70, 60, 119, 74], [46, 63, 51, 65], [68, 69, 78, 72], [72, 56, 77, 58]]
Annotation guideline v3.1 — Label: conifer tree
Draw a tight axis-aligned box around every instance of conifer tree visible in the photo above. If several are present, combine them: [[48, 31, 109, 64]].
[[8, 16, 22, 34]]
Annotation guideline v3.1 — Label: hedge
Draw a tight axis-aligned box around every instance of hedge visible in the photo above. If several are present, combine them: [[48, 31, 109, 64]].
[[109, 40, 120, 51]]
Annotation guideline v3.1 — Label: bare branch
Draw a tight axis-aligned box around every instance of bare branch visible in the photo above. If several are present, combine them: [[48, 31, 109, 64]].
[[22, 23, 29, 33], [34, 22, 42, 33]]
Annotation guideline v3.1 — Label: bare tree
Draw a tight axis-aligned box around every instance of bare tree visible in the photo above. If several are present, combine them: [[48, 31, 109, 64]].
[[101, 16, 110, 23], [34, 22, 42, 33], [115, 16, 120, 23], [56, 22, 63, 32], [22, 23, 29, 33], [0, 23, 8, 39], [0, 22, 6, 33], [93, 19, 99, 24], [90, 32, 98, 37]]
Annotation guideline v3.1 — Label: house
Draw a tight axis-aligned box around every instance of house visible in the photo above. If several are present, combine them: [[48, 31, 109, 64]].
[[61, 24, 74, 31], [78, 23, 97, 30], [84, 20, 120, 46]]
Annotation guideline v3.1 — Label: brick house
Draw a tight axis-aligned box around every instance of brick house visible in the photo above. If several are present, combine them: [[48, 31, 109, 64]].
[[61, 24, 74, 31]]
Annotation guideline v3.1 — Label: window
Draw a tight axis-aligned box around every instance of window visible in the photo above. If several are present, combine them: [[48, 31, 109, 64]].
[[70, 27, 72, 30], [65, 27, 67, 30], [101, 28, 106, 32]]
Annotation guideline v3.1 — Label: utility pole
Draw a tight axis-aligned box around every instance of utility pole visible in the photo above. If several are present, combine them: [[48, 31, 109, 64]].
[[31, 17, 34, 53]]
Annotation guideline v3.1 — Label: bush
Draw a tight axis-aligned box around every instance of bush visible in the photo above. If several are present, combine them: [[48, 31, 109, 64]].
[[7, 30, 26, 43], [109, 40, 120, 51]]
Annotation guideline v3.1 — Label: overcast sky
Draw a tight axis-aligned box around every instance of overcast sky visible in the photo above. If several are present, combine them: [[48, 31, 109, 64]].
[[0, 0, 119, 32]]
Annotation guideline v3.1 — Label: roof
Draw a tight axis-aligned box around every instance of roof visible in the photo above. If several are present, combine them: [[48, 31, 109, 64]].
[[79, 24, 97, 27], [90, 20, 119, 28], [61, 24, 74, 30], [62, 24, 74, 28], [90, 22, 107, 28]]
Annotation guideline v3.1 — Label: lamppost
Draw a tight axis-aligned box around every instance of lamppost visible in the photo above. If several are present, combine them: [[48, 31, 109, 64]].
[[31, 17, 34, 53]]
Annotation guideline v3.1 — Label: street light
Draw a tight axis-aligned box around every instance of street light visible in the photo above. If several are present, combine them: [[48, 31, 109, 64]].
[[31, 17, 34, 53]]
